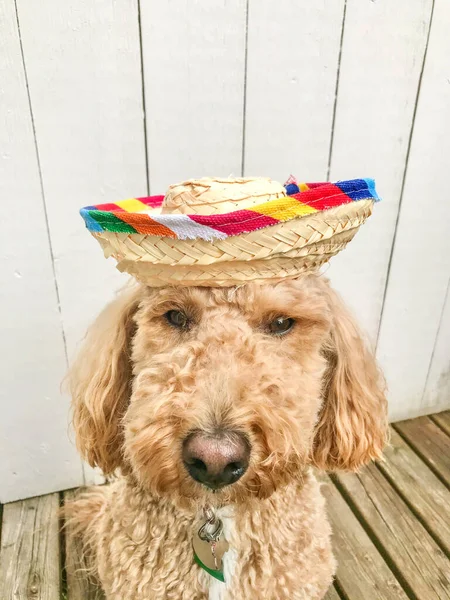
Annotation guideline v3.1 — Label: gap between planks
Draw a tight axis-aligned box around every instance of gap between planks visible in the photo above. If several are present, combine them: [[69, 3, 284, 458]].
[[323, 583, 342, 600], [431, 410, 450, 437], [332, 467, 450, 599], [377, 427, 450, 557], [321, 474, 408, 600], [394, 414, 450, 489]]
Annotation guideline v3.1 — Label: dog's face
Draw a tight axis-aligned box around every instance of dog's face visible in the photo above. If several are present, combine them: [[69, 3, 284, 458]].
[[125, 280, 331, 505], [70, 275, 387, 507]]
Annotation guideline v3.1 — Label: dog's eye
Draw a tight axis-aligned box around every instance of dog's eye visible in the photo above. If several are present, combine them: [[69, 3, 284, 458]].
[[165, 310, 190, 329], [268, 317, 295, 336]]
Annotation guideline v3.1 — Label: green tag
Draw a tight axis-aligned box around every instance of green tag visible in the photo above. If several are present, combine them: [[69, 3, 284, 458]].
[[194, 551, 225, 583]]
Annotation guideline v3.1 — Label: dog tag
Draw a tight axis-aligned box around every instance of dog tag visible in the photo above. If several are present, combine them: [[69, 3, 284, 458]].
[[193, 517, 229, 582]]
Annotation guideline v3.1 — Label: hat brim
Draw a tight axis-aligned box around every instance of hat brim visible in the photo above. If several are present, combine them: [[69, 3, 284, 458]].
[[80, 179, 379, 241], [91, 199, 374, 287]]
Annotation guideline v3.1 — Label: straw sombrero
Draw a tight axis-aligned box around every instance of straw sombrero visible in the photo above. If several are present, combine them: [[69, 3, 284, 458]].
[[80, 176, 379, 287]]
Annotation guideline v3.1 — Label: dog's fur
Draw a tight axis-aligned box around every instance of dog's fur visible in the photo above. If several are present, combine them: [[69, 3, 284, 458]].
[[67, 274, 387, 599]]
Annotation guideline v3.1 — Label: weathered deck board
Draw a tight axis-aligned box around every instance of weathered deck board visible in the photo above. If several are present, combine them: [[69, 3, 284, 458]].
[[64, 490, 105, 600], [334, 464, 450, 599], [431, 410, 450, 437], [378, 428, 450, 555], [323, 584, 341, 600], [321, 476, 408, 600], [395, 416, 450, 487], [0, 493, 60, 599]]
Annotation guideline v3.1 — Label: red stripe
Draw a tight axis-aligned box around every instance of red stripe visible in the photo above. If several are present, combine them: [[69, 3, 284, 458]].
[[304, 182, 328, 189], [191, 209, 278, 236], [137, 195, 165, 208], [291, 183, 352, 210]]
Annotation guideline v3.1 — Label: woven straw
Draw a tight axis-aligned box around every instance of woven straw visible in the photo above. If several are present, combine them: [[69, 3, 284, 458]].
[[81, 177, 378, 287], [162, 177, 286, 215], [92, 192, 373, 287]]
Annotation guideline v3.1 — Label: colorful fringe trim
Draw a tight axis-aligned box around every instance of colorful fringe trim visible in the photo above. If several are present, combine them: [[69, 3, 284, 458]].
[[80, 178, 379, 241]]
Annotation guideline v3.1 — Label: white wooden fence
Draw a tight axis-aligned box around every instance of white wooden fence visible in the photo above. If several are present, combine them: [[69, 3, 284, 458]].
[[1, 0, 449, 502]]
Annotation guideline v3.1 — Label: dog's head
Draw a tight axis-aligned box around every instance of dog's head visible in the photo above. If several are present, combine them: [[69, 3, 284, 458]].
[[69, 275, 387, 506]]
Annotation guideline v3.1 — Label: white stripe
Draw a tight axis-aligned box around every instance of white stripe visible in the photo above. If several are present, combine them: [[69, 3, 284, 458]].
[[142, 212, 227, 241]]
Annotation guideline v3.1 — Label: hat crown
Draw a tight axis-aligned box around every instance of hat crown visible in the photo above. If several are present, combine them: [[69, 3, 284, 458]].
[[161, 177, 286, 216]]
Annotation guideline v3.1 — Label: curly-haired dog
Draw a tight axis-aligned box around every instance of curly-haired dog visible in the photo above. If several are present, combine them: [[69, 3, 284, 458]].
[[68, 274, 387, 599]]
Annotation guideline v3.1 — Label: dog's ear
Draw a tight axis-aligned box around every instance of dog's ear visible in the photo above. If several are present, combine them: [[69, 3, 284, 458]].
[[312, 284, 388, 471], [68, 286, 142, 474]]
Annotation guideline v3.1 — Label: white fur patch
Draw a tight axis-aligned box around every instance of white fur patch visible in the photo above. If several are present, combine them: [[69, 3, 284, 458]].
[[207, 506, 238, 600]]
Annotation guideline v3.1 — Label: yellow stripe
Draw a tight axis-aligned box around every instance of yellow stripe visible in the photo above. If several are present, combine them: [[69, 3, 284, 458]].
[[115, 198, 150, 213], [252, 196, 317, 221]]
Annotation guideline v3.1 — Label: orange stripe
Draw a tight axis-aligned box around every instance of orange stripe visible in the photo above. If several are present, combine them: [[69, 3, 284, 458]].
[[116, 212, 177, 238]]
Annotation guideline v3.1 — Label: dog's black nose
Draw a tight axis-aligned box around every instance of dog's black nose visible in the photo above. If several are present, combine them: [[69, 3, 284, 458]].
[[182, 431, 250, 489]]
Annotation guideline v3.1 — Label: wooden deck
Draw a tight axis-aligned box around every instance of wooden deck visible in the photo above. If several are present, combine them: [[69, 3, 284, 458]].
[[1, 412, 450, 599]]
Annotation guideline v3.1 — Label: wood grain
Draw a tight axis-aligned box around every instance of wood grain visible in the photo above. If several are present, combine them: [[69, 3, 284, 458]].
[[64, 490, 105, 600], [431, 411, 450, 437], [335, 464, 450, 599], [141, 0, 247, 192], [376, 0, 450, 421], [378, 428, 450, 555], [395, 416, 450, 487], [0, 0, 84, 503], [323, 584, 341, 600], [244, 0, 345, 181], [321, 477, 407, 600], [328, 0, 433, 341], [0, 494, 60, 599]]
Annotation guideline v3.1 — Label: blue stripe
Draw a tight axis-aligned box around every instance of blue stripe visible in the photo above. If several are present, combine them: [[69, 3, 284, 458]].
[[363, 178, 380, 201], [336, 178, 380, 202], [80, 208, 104, 232]]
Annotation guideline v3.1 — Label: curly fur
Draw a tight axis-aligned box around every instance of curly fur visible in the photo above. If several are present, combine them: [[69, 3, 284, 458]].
[[67, 274, 387, 599]]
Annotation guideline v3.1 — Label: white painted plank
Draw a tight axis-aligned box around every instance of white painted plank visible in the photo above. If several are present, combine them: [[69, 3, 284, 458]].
[[244, 0, 345, 182], [327, 0, 433, 341], [15, 0, 147, 359], [377, 0, 450, 422], [0, 0, 83, 502], [142, 0, 247, 193], [422, 280, 450, 412]]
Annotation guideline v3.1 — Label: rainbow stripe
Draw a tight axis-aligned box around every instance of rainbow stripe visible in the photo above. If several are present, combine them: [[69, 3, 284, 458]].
[[80, 179, 379, 241]]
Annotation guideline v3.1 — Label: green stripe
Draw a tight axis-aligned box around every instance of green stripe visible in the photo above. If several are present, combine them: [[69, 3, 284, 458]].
[[89, 210, 138, 233], [194, 552, 225, 583]]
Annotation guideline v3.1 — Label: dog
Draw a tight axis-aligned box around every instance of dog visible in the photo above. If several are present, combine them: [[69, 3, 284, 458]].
[[67, 274, 387, 599]]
